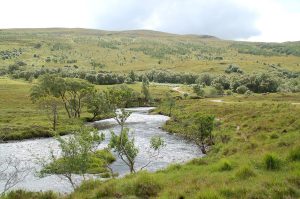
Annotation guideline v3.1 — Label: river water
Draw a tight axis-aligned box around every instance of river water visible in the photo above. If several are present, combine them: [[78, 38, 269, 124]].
[[0, 107, 202, 193]]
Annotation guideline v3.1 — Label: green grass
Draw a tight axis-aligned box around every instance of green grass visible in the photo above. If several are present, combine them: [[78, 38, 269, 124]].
[[0, 28, 299, 75], [0, 77, 84, 140], [0, 77, 179, 140], [53, 93, 300, 199]]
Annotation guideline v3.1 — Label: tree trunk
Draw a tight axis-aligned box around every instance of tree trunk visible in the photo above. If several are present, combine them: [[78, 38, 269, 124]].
[[53, 107, 58, 131], [200, 145, 206, 154]]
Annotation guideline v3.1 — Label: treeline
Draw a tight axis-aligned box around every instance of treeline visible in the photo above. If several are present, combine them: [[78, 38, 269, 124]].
[[1, 61, 300, 94]]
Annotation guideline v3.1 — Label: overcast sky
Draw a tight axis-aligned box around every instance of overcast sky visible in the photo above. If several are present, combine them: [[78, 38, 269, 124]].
[[0, 0, 299, 42]]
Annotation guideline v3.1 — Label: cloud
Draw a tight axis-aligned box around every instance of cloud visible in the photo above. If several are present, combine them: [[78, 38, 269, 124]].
[[0, 0, 299, 41], [92, 0, 260, 39]]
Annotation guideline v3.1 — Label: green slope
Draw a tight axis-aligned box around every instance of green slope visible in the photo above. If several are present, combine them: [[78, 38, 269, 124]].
[[0, 28, 299, 74]]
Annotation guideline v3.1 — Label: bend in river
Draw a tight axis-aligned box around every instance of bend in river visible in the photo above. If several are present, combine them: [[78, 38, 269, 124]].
[[0, 107, 203, 193]]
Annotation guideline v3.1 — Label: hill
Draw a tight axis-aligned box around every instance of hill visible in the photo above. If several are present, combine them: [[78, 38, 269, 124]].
[[0, 28, 299, 75]]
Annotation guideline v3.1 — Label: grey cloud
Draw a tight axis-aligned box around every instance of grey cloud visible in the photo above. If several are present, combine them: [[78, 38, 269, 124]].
[[94, 0, 260, 39]]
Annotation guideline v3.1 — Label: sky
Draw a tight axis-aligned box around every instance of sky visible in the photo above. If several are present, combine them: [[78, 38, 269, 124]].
[[0, 0, 299, 42]]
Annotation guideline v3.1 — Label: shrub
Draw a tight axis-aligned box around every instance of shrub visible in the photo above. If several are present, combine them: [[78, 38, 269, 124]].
[[134, 172, 162, 198], [197, 190, 221, 199], [264, 154, 281, 170], [235, 166, 256, 179], [218, 159, 233, 171], [270, 133, 279, 139], [288, 147, 300, 161], [205, 87, 218, 98], [236, 85, 248, 94], [225, 64, 243, 74], [96, 182, 117, 198], [5, 190, 57, 199]]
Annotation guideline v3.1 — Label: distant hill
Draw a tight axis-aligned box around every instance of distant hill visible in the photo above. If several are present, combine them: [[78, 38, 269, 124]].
[[0, 28, 299, 74]]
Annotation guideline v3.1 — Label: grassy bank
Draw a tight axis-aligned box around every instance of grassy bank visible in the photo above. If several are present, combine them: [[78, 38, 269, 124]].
[[67, 94, 300, 198], [1, 93, 300, 198], [0, 77, 84, 140], [0, 77, 179, 141]]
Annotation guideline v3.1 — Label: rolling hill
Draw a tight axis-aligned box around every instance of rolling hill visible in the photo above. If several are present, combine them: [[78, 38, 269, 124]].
[[0, 28, 299, 75]]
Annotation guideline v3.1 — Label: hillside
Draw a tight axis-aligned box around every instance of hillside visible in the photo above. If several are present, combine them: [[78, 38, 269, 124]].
[[0, 28, 299, 75]]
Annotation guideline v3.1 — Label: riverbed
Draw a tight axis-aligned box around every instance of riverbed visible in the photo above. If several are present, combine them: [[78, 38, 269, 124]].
[[0, 107, 202, 193]]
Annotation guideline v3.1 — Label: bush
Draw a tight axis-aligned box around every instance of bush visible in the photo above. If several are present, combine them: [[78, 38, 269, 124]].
[[96, 182, 117, 198], [288, 147, 300, 161], [225, 64, 243, 74], [5, 190, 57, 199], [270, 133, 279, 139], [134, 172, 162, 198], [206, 87, 218, 98], [264, 154, 281, 170], [235, 166, 256, 179], [197, 190, 221, 199], [218, 159, 233, 171], [236, 85, 248, 94]]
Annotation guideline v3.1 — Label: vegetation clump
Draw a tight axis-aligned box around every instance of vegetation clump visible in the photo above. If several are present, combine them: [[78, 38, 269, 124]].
[[264, 154, 281, 170]]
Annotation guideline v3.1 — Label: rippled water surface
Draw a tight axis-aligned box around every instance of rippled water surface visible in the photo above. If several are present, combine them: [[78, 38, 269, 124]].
[[0, 107, 202, 193]]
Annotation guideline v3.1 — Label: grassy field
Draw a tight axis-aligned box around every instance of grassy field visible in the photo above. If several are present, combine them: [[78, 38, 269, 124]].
[[1, 78, 300, 198], [0, 77, 180, 140], [0, 28, 299, 75], [0, 28, 300, 198], [63, 94, 300, 199]]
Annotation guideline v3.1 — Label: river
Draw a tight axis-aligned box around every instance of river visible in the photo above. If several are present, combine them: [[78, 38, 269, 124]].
[[0, 107, 202, 193]]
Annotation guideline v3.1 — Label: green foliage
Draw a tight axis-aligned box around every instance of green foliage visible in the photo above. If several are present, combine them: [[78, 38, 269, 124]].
[[193, 84, 205, 97], [196, 73, 214, 86], [235, 166, 256, 179], [86, 91, 111, 120], [105, 85, 138, 108], [150, 136, 166, 150], [31, 74, 95, 118], [288, 147, 300, 161], [165, 92, 176, 116], [236, 85, 248, 94], [225, 64, 243, 74], [264, 154, 281, 170], [3, 190, 57, 199], [40, 127, 108, 188], [133, 172, 162, 198], [141, 75, 151, 103], [110, 128, 138, 173], [218, 159, 233, 171], [279, 77, 300, 93], [193, 114, 215, 154]]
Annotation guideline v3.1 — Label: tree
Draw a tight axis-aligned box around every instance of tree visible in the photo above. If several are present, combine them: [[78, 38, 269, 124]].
[[37, 96, 60, 131], [31, 74, 95, 118], [193, 114, 215, 154], [86, 91, 111, 121], [109, 109, 165, 173], [196, 73, 214, 86], [213, 83, 224, 96], [236, 85, 248, 94], [141, 75, 151, 103], [0, 158, 31, 196], [165, 92, 175, 116], [105, 85, 138, 109], [40, 127, 105, 189], [109, 109, 138, 173], [193, 84, 205, 97], [128, 70, 136, 82]]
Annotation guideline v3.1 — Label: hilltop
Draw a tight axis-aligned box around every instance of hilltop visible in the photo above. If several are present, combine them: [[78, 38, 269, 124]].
[[0, 28, 299, 75]]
